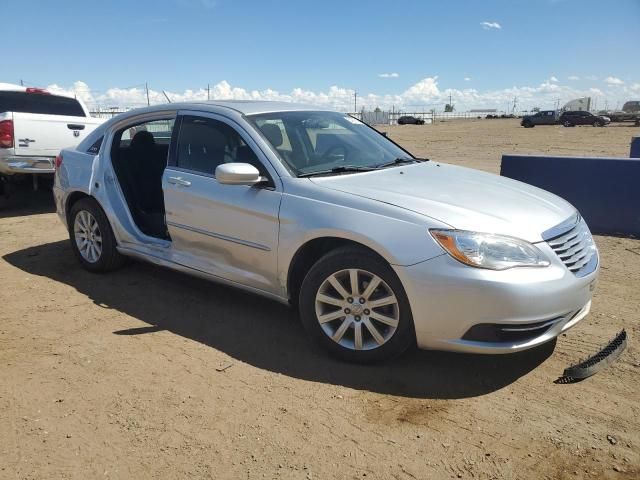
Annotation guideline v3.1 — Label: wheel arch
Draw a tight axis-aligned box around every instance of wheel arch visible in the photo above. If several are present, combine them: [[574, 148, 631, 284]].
[[286, 236, 389, 305], [65, 192, 112, 233], [65, 191, 92, 227]]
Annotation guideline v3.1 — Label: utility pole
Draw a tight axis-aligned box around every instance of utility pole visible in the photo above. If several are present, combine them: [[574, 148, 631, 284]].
[[207, 83, 211, 101], [353, 91, 358, 114], [145, 82, 150, 106], [20, 79, 24, 86]]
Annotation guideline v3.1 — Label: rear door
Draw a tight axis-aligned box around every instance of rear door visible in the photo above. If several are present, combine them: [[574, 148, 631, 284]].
[[1, 91, 98, 157], [162, 112, 283, 296]]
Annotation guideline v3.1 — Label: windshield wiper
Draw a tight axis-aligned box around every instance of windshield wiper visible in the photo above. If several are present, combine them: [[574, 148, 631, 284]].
[[375, 157, 428, 169], [298, 165, 378, 178]]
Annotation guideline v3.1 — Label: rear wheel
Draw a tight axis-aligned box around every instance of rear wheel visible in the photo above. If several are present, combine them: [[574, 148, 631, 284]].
[[69, 198, 125, 273], [563, 120, 573, 127], [299, 247, 415, 363], [523, 120, 534, 128]]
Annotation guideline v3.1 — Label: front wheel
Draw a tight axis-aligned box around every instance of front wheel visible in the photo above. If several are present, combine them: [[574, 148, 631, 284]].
[[563, 120, 573, 127], [299, 247, 415, 363], [523, 121, 534, 128], [69, 198, 125, 273], [593, 120, 604, 127]]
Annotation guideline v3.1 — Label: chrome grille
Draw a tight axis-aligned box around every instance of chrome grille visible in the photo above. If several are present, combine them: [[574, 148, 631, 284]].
[[546, 218, 597, 277]]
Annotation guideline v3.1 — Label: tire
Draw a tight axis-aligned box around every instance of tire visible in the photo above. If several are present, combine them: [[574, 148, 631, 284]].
[[563, 120, 573, 127], [523, 121, 534, 128], [593, 121, 604, 127], [299, 246, 415, 363], [68, 197, 126, 273]]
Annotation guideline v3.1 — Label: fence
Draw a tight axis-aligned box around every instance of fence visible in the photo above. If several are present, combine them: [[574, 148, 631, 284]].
[[349, 110, 518, 125], [90, 108, 131, 119]]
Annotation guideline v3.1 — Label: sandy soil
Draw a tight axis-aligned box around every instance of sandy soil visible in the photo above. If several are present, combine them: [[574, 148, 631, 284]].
[[0, 119, 638, 479]]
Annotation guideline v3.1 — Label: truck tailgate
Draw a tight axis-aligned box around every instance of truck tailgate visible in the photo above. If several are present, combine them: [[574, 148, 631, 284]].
[[12, 112, 102, 157]]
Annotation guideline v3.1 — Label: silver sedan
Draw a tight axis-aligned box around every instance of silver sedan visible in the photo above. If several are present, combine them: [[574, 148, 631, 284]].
[[53, 102, 598, 362]]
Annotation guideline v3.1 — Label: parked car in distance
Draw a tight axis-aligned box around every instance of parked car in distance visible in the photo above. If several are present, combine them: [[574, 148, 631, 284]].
[[0, 83, 103, 181], [559, 110, 610, 127], [397, 115, 425, 125], [55, 102, 599, 363], [521, 110, 559, 128], [600, 101, 640, 125]]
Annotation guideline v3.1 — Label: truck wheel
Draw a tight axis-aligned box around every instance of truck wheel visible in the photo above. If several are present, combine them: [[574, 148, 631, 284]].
[[523, 121, 534, 128], [299, 246, 415, 363], [68, 197, 126, 273]]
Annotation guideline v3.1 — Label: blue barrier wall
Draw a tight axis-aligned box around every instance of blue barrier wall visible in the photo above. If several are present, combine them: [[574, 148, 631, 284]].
[[631, 136, 640, 158], [501, 154, 640, 237]]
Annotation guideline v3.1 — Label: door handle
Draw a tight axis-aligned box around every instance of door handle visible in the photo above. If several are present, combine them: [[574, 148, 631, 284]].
[[167, 176, 191, 187]]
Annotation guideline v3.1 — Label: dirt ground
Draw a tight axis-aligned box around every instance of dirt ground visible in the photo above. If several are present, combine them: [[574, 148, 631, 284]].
[[0, 119, 638, 480]]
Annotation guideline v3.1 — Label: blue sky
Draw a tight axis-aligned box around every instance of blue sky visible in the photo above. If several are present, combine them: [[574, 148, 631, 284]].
[[3, 0, 639, 111]]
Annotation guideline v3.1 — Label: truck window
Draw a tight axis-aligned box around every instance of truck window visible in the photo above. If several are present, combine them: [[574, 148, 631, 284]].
[[0, 91, 86, 117]]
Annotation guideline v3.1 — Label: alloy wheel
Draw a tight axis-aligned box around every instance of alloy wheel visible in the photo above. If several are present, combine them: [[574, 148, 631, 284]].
[[314, 268, 400, 351], [74, 210, 102, 263]]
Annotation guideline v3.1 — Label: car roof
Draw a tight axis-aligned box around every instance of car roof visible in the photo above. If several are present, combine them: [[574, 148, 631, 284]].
[[118, 100, 334, 117]]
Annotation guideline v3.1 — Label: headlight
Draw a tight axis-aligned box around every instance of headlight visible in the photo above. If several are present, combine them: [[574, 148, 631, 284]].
[[430, 229, 550, 270]]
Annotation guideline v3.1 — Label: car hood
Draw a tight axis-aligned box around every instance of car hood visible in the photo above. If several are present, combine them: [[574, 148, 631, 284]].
[[309, 162, 575, 243]]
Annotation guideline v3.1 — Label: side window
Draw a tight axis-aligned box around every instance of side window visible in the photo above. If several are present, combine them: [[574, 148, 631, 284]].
[[176, 116, 262, 176], [120, 119, 174, 147]]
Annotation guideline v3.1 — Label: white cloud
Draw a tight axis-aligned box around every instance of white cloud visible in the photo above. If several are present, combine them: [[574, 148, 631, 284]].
[[44, 76, 636, 114], [464, 77, 471, 81], [480, 21, 501, 30], [567, 75, 580, 81], [549, 76, 559, 82], [378, 73, 399, 78], [604, 76, 624, 85]]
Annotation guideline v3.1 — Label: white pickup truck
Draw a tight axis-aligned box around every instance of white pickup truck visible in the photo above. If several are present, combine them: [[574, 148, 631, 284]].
[[0, 83, 103, 183]]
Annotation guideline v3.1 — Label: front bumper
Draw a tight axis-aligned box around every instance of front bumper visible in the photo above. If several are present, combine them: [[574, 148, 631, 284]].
[[394, 243, 598, 354], [0, 155, 55, 174]]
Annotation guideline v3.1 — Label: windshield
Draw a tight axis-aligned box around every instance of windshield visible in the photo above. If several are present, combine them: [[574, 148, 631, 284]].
[[247, 111, 414, 176]]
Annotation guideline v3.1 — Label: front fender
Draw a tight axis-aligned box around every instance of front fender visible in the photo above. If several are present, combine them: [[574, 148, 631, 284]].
[[277, 191, 447, 291]]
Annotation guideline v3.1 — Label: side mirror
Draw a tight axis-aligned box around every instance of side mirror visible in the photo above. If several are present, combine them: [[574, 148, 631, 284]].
[[215, 163, 264, 186]]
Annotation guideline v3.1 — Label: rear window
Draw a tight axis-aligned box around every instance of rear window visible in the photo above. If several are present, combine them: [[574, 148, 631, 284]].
[[0, 91, 86, 117]]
